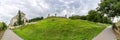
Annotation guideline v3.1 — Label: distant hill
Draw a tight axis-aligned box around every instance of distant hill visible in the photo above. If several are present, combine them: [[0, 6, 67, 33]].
[[14, 18, 109, 40]]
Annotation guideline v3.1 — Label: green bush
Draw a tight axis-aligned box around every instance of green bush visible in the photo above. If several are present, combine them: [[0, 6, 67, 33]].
[[102, 17, 112, 24], [29, 17, 44, 22], [79, 16, 87, 20], [0, 22, 7, 31], [69, 15, 87, 20], [69, 15, 81, 19]]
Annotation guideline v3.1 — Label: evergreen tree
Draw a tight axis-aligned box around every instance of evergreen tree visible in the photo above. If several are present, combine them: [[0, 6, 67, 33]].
[[17, 10, 22, 25]]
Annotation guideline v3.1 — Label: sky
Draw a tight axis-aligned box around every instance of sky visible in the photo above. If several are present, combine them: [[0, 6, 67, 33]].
[[0, 0, 100, 24]]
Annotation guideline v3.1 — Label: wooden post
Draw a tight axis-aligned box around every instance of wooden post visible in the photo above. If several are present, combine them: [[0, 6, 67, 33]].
[[55, 14, 57, 17], [48, 14, 50, 17], [65, 15, 67, 18]]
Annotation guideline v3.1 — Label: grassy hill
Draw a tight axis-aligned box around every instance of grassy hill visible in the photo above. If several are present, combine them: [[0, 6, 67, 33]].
[[0, 22, 4, 29], [14, 18, 109, 40], [0, 22, 6, 39]]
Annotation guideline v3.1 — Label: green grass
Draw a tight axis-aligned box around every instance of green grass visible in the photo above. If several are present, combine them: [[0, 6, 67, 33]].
[[14, 18, 109, 40], [0, 30, 5, 39], [0, 22, 5, 39], [0, 22, 3, 28]]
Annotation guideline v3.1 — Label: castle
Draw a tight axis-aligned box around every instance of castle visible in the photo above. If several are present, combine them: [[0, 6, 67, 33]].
[[9, 10, 27, 29]]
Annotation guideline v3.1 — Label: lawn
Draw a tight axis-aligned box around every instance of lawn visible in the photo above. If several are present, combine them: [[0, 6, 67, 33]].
[[14, 18, 109, 40]]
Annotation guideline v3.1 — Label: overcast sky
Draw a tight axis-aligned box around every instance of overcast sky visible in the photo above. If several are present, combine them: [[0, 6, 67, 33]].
[[0, 0, 100, 24]]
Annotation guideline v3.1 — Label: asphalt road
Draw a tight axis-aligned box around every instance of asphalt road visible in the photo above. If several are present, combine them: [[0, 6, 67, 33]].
[[93, 26, 117, 40], [1, 29, 23, 40]]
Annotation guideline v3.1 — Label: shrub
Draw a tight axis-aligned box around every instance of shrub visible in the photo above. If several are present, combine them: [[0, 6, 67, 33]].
[[2, 22, 7, 30], [102, 17, 112, 24], [69, 15, 81, 19], [0, 22, 7, 30], [79, 16, 87, 20], [29, 17, 44, 22]]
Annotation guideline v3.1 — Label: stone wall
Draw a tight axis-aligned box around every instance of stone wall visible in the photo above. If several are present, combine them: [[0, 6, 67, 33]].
[[112, 23, 120, 40]]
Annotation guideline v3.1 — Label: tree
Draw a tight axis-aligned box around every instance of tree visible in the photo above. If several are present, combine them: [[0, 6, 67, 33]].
[[87, 10, 100, 22], [102, 17, 112, 24], [98, 0, 120, 22], [79, 16, 87, 20], [29, 17, 44, 22], [2, 22, 7, 30], [17, 10, 23, 25], [0, 22, 7, 30], [87, 10, 112, 24], [69, 15, 81, 19]]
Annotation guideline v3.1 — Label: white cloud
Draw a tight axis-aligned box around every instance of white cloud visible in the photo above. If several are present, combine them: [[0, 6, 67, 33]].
[[0, 0, 100, 24]]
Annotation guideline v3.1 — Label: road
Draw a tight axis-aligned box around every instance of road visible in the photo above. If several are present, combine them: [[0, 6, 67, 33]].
[[93, 26, 117, 40], [1, 29, 23, 40]]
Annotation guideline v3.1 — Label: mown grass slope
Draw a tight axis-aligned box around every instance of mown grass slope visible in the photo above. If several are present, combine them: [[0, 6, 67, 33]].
[[0, 22, 5, 39], [14, 18, 109, 40]]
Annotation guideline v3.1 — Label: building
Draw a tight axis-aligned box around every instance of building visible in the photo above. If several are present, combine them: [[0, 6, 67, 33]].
[[9, 10, 27, 29]]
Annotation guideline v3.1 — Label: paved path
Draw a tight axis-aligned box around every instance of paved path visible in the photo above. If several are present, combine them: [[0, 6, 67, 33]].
[[93, 26, 117, 40], [1, 29, 23, 40]]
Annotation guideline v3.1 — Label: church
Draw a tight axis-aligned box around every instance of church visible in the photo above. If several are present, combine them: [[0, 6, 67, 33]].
[[9, 10, 27, 29]]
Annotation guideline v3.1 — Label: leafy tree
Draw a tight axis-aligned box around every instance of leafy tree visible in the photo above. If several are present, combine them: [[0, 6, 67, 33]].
[[79, 16, 87, 20], [29, 17, 44, 22], [102, 17, 112, 24], [14, 22, 18, 26], [69, 15, 86, 20], [87, 10, 100, 22], [69, 15, 81, 19], [98, 0, 120, 21], [87, 10, 112, 24], [0, 22, 7, 30], [2, 22, 7, 30]]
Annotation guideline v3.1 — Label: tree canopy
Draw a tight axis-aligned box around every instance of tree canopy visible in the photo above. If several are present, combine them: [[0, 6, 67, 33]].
[[98, 0, 120, 18]]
